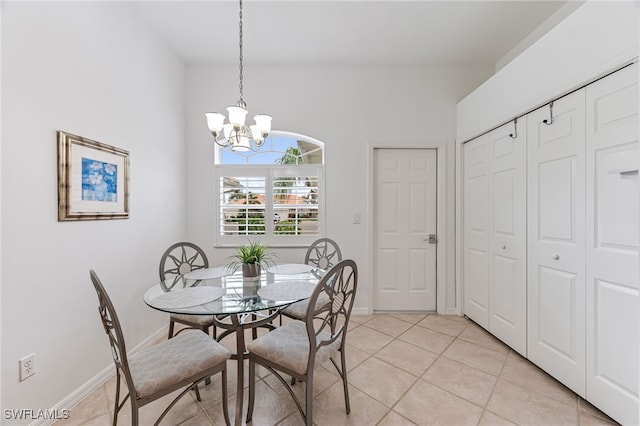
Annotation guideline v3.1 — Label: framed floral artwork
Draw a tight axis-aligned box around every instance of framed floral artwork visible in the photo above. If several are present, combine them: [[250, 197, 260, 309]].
[[57, 131, 129, 221]]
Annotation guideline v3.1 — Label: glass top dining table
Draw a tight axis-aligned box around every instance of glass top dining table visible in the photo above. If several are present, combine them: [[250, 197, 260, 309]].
[[143, 263, 321, 317], [143, 263, 321, 425]]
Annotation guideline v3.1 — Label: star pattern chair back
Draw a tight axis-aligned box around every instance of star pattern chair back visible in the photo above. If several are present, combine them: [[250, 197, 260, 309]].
[[159, 242, 218, 339], [304, 258, 357, 372], [304, 238, 342, 271], [89, 270, 231, 426], [245, 259, 358, 426], [90, 270, 135, 395], [281, 238, 343, 322], [159, 241, 209, 290]]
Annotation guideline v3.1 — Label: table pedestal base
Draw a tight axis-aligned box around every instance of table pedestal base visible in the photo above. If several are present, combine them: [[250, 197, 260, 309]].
[[213, 310, 278, 426]]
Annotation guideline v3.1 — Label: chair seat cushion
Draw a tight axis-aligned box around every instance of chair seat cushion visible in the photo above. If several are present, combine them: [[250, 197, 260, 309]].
[[281, 293, 330, 320], [170, 313, 215, 327], [246, 321, 341, 375], [129, 331, 230, 398]]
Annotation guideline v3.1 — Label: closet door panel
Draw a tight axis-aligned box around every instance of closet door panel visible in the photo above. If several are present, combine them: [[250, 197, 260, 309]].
[[586, 63, 639, 426], [538, 157, 576, 242], [527, 90, 586, 396], [463, 134, 491, 328], [489, 121, 527, 354], [536, 266, 577, 355]]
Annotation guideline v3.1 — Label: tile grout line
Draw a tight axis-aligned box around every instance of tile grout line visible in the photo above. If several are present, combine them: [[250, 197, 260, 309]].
[[371, 319, 472, 425], [331, 315, 427, 425], [476, 346, 512, 425], [406, 320, 494, 423], [375, 317, 529, 425], [373, 326, 427, 426], [59, 314, 618, 426]]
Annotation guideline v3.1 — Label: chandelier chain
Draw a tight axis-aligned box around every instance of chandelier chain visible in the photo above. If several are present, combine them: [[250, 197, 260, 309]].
[[238, 0, 244, 103]]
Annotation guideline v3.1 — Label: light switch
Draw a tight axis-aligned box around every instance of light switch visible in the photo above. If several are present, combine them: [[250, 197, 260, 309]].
[[352, 212, 361, 224]]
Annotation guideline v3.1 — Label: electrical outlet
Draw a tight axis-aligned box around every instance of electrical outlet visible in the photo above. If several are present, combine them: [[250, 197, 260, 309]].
[[19, 353, 35, 381]]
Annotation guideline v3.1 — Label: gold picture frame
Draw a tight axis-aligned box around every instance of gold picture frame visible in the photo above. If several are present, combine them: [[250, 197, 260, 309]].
[[57, 131, 130, 221]]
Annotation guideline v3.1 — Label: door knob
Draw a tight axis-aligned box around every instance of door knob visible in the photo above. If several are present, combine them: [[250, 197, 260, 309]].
[[552, 254, 560, 260], [428, 234, 437, 244], [501, 245, 506, 250]]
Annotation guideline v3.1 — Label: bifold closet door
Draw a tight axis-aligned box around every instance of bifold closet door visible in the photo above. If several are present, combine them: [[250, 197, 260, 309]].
[[585, 63, 639, 425], [464, 122, 527, 351], [488, 121, 527, 355], [527, 89, 586, 396], [463, 134, 491, 328]]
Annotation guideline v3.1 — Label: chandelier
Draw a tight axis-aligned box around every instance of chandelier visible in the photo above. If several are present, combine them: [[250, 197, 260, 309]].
[[205, 0, 272, 152]]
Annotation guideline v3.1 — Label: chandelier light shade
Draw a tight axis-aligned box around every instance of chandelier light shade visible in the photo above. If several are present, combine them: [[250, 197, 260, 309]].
[[205, 0, 272, 152]]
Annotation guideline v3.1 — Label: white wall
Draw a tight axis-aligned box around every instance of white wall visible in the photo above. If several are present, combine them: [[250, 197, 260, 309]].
[[494, 1, 586, 73], [0, 2, 4, 415], [186, 63, 493, 314], [1, 2, 186, 421], [457, 0, 639, 142]]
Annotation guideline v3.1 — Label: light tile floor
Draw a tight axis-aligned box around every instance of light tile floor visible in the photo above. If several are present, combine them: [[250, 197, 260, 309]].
[[55, 314, 619, 425]]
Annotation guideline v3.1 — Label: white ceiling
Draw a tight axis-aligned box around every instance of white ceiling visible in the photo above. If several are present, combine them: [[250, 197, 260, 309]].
[[130, 1, 574, 67]]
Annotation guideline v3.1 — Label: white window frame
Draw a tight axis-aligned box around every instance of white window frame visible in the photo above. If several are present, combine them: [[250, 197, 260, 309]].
[[214, 130, 325, 165], [214, 164, 325, 247]]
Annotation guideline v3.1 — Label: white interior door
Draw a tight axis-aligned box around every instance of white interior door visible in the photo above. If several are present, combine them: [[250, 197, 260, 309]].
[[489, 120, 527, 355], [527, 89, 586, 396], [463, 134, 491, 328], [374, 148, 437, 311], [585, 63, 639, 426]]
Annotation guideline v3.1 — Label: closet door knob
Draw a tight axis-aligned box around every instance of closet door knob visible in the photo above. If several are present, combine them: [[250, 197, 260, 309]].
[[501, 245, 506, 250], [552, 254, 560, 260]]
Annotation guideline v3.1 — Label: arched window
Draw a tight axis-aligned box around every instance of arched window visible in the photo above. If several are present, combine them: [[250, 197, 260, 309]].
[[214, 131, 325, 247], [216, 131, 324, 165]]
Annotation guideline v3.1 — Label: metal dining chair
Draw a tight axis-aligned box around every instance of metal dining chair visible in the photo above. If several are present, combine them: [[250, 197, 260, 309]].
[[245, 259, 358, 426], [280, 238, 342, 321], [89, 270, 231, 426], [159, 242, 217, 339]]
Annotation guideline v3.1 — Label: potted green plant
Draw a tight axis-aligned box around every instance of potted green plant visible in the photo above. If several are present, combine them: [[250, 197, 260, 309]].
[[227, 239, 276, 279]]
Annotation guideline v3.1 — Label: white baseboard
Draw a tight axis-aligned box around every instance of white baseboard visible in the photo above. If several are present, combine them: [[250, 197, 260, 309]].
[[359, 307, 464, 317], [445, 307, 461, 316], [30, 326, 167, 426], [351, 307, 371, 316]]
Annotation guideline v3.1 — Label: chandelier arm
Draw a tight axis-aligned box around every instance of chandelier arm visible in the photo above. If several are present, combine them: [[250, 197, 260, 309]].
[[248, 137, 266, 152], [214, 136, 231, 148]]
